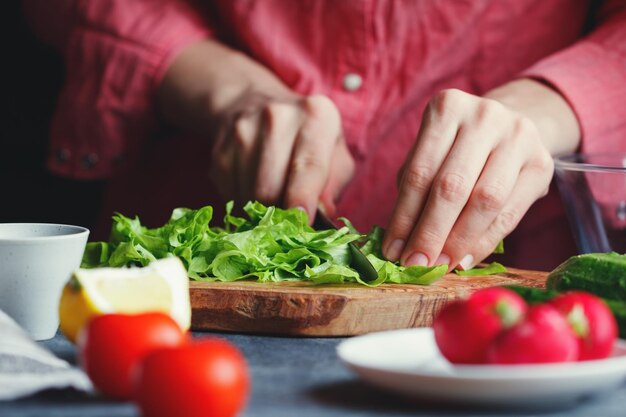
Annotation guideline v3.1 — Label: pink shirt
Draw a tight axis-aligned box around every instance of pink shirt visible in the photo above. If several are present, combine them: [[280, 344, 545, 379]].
[[24, 0, 626, 270]]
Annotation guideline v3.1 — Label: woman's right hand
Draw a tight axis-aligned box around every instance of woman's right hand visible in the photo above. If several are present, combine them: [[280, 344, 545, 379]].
[[157, 40, 354, 219], [209, 92, 354, 220]]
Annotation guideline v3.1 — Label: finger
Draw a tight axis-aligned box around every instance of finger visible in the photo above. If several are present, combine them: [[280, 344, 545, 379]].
[[232, 112, 263, 203], [319, 135, 355, 216], [442, 117, 540, 270], [254, 102, 302, 204], [440, 138, 528, 270], [399, 120, 501, 267], [382, 90, 467, 261], [210, 125, 237, 200], [284, 95, 342, 220], [469, 159, 553, 267]]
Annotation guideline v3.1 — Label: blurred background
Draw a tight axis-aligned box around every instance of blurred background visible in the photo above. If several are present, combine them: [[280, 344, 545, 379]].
[[0, 1, 104, 229]]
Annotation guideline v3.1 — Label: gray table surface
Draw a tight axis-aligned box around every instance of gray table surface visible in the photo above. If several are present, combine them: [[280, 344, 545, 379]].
[[1, 331, 626, 417]]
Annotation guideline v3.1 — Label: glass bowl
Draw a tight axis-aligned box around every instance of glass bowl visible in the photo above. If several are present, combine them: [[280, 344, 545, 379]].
[[554, 153, 626, 254]]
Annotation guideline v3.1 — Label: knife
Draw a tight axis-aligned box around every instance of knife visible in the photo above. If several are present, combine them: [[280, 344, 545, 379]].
[[313, 211, 379, 282]]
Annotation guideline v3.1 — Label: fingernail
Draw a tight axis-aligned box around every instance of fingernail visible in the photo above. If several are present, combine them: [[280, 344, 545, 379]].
[[385, 239, 405, 261], [405, 252, 428, 267], [435, 253, 451, 267], [458, 254, 474, 271]]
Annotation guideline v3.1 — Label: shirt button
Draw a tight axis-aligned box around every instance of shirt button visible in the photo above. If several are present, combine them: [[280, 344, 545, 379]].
[[342, 73, 363, 92], [81, 153, 99, 169]]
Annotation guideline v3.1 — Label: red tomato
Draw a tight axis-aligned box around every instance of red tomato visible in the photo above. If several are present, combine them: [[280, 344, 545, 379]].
[[78, 313, 187, 400], [550, 291, 617, 361], [487, 304, 579, 364], [134, 338, 250, 417], [433, 287, 527, 364]]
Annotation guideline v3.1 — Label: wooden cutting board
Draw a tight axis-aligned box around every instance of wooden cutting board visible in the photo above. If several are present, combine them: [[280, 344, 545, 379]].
[[189, 267, 548, 336]]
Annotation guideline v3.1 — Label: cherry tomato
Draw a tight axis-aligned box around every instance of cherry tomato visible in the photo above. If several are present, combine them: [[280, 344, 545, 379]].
[[550, 291, 617, 361], [487, 304, 579, 364], [78, 313, 187, 400], [433, 287, 527, 364], [134, 338, 250, 417]]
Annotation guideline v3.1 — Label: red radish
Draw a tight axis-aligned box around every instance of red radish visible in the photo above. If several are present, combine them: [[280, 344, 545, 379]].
[[550, 291, 617, 361], [433, 287, 527, 364], [487, 304, 579, 364]]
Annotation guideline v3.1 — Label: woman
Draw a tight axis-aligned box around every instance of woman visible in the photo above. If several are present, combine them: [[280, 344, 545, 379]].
[[24, 0, 626, 270]]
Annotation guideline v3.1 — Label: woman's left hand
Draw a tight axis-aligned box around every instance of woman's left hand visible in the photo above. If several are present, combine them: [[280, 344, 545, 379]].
[[381, 83, 573, 271]]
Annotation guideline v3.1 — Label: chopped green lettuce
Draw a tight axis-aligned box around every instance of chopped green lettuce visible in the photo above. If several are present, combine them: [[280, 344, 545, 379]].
[[81, 201, 504, 286], [455, 261, 507, 276], [494, 240, 505, 254]]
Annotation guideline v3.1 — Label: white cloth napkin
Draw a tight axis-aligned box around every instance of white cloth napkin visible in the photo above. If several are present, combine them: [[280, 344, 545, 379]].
[[0, 309, 92, 400]]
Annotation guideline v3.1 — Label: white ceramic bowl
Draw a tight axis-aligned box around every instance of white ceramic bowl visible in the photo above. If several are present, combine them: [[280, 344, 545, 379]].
[[0, 224, 89, 340]]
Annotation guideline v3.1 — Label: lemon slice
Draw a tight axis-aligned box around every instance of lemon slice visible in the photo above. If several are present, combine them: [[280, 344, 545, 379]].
[[59, 257, 191, 343]]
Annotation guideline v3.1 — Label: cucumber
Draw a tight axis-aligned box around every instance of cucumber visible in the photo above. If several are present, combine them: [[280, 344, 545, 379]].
[[546, 253, 626, 302], [506, 285, 559, 304]]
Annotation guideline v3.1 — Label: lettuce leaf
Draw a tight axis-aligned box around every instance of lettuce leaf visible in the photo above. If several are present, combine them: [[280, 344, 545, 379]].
[[455, 261, 507, 276], [81, 201, 503, 286]]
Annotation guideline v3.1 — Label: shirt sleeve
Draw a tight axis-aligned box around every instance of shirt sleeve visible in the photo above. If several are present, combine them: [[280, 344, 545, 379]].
[[521, 0, 626, 154], [23, 0, 212, 179]]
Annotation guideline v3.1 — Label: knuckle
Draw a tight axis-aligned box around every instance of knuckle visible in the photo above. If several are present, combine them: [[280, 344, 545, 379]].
[[475, 99, 503, 124], [389, 212, 417, 238], [437, 88, 466, 104], [435, 172, 468, 203], [304, 94, 340, 121], [514, 116, 539, 137], [525, 148, 554, 175], [291, 154, 326, 174], [535, 150, 554, 172], [472, 183, 507, 212], [494, 209, 520, 236], [402, 165, 433, 193], [444, 232, 472, 256], [430, 88, 466, 115], [414, 227, 445, 250]]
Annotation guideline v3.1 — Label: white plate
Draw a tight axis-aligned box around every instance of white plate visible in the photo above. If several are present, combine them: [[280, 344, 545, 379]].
[[337, 328, 626, 407]]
